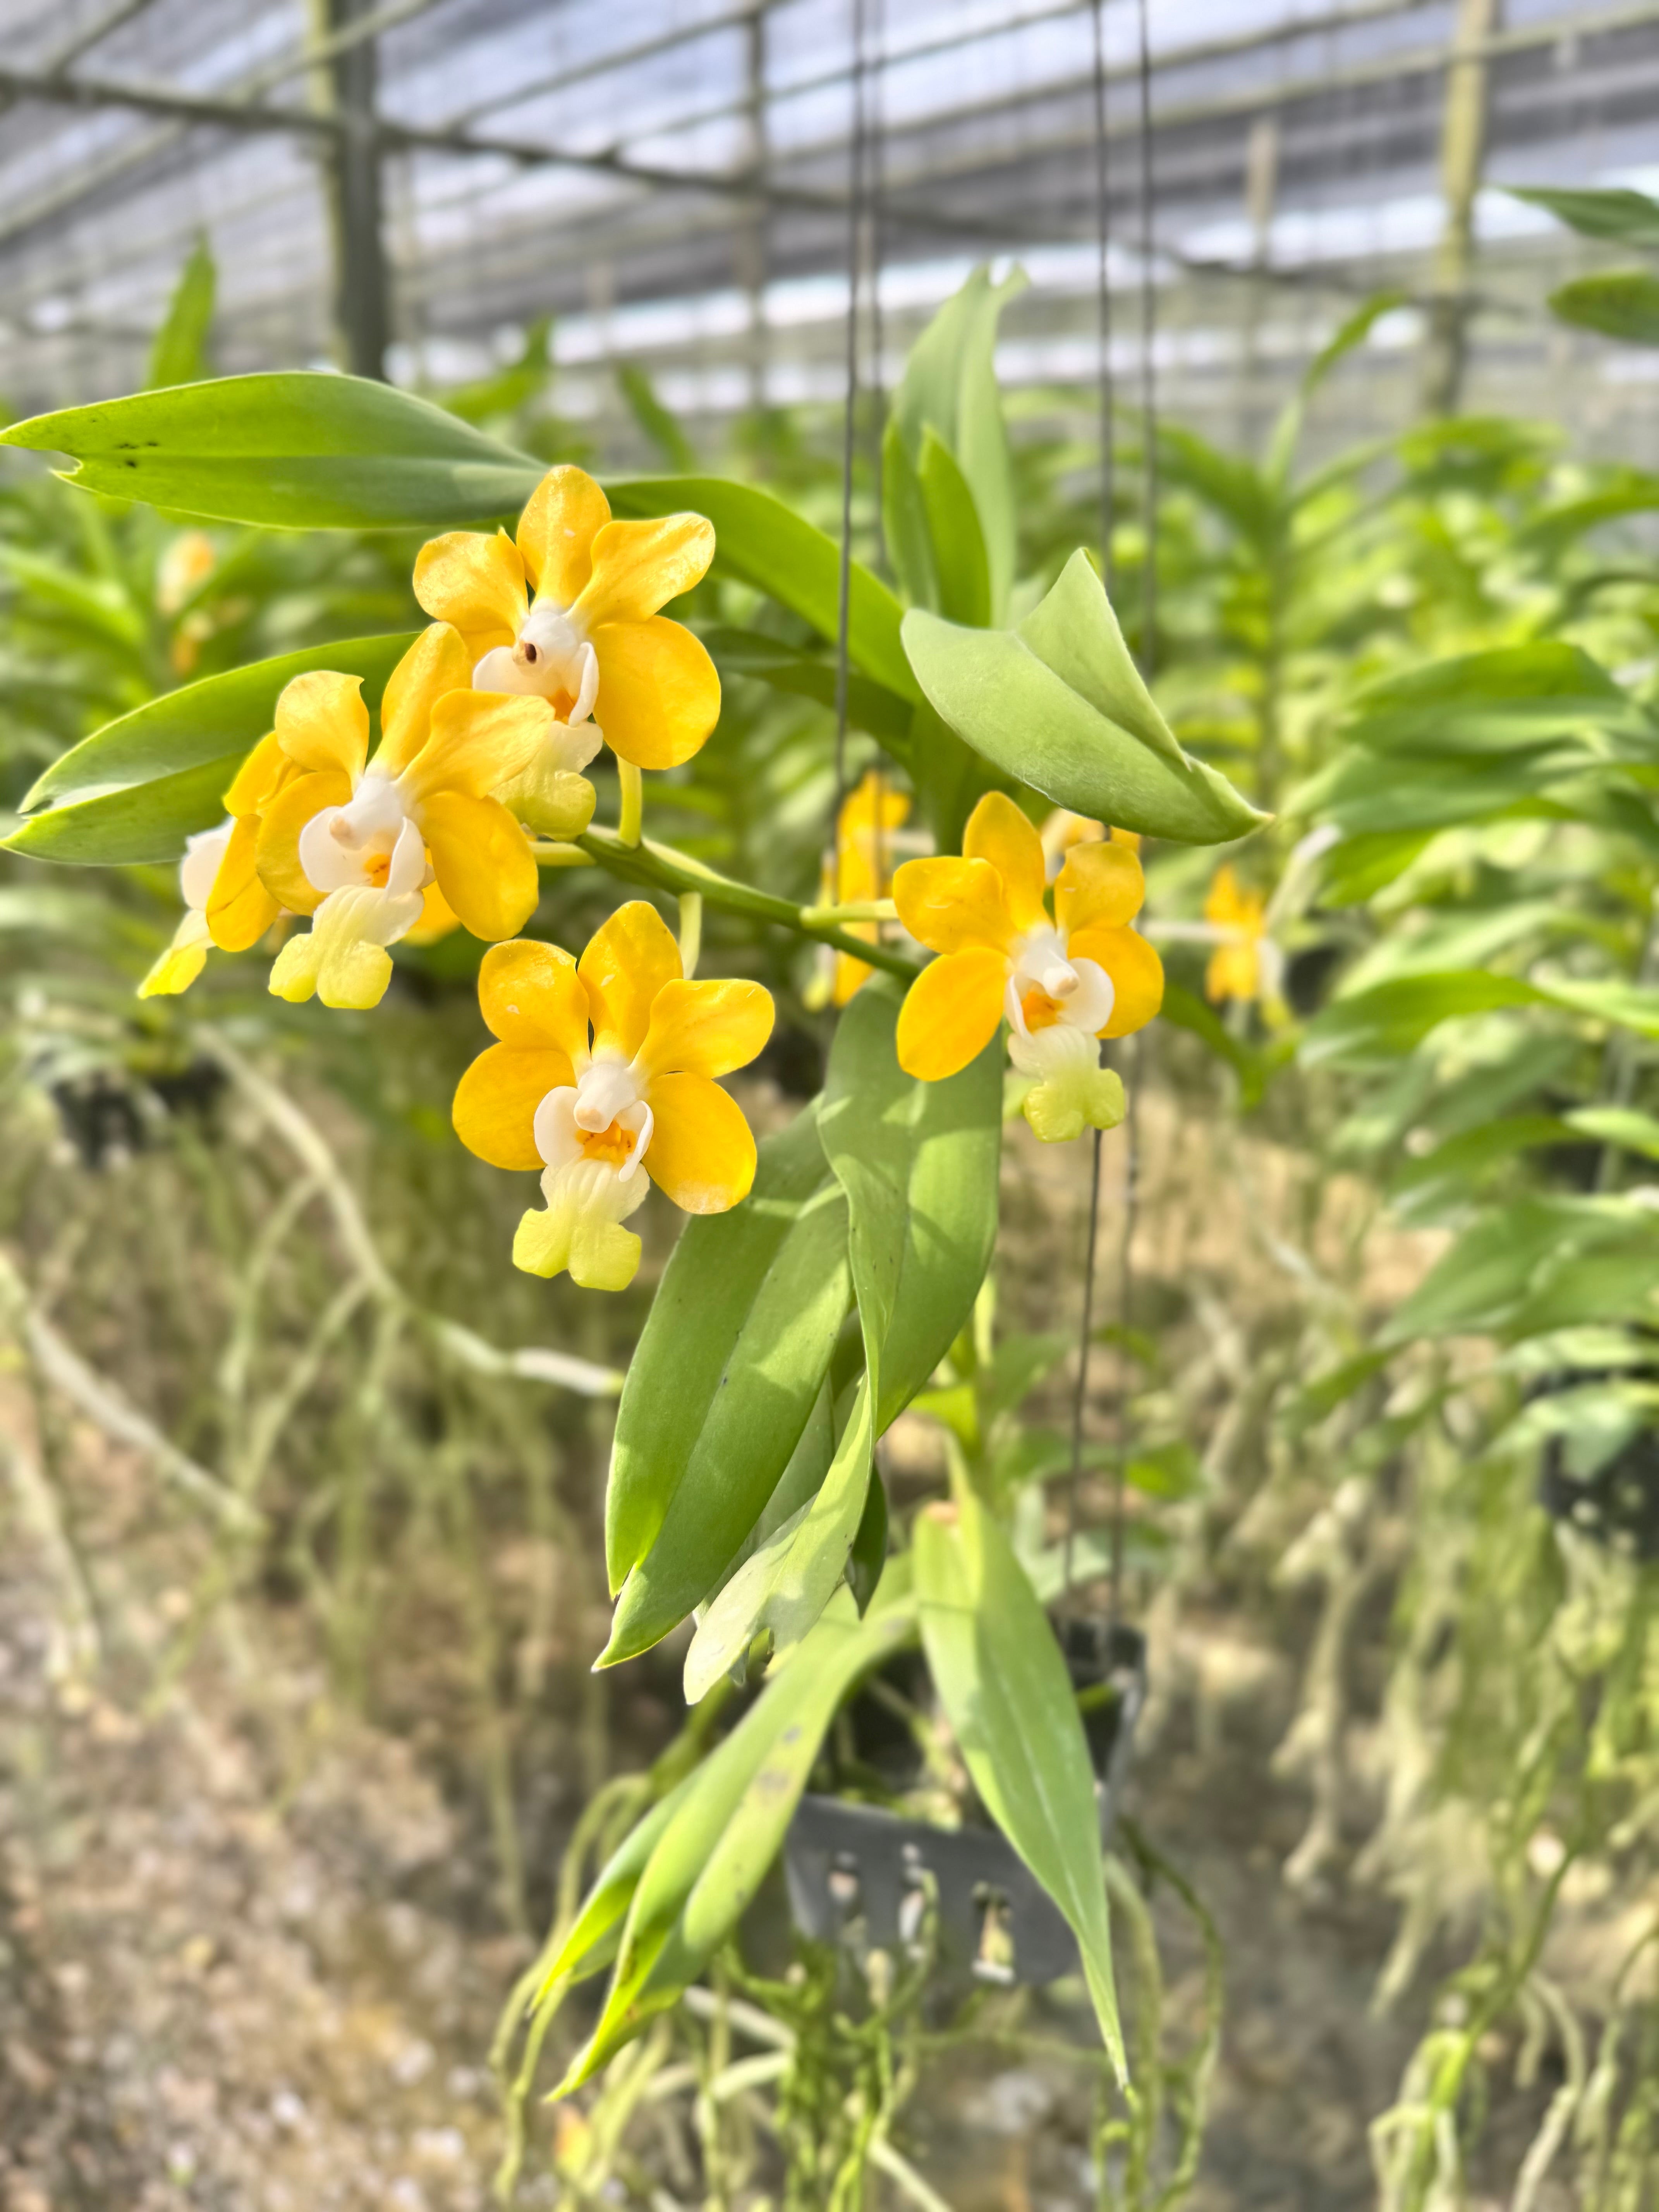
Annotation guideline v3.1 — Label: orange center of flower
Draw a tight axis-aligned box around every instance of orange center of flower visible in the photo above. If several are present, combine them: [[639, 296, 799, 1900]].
[[1021, 985, 1066, 1033], [579, 1120, 636, 1168], [363, 849, 392, 889]]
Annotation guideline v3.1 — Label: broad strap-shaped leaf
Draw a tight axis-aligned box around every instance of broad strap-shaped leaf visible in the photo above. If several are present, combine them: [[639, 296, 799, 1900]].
[[888, 264, 1025, 622], [22, 634, 418, 811], [917, 428, 992, 628], [146, 239, 216, 392], [8, 755, 247, 865], [903, 551, 1265, 843], [601, 1108, 852, 1666], [1382, 1196, 1657, 1345], [819, 976, 1002, 1432], [1302, 970, 1659, 1068], [702, 625, 914, 748], [2, 374, 541, 529], [679, 981, 1003, 1695], [1548, 272, 1659, 347], [557, 1570, 917, 2094], [915, 1493, 1125, 2081], [537, 1769, 699, 1995], [608, 476, 917, 704], [1511, 185, 1659, 248], [1338, 642, 1650, 757]]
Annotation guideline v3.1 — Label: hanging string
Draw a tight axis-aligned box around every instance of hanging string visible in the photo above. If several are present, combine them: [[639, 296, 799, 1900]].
[[869, 0, 888, 577], [1062, 0, 1121, 1617], [832, 0, 870, 821], [1108, 0, 1159, 1634], [1090, 0, 1115, 599], [1135, 0, 1158, 675]]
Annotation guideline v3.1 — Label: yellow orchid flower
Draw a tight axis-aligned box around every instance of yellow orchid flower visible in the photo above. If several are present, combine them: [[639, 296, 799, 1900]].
[[893, 792, 1163, 1144], [452, 903, 775, 1293], [806, 769, 910, 1009], [1203, 864, 1269, 1005], [253, 624, 556, 1011], [137, 818, 236, 998], [412, 465, 720, 833], [136, 730, 297, 999]]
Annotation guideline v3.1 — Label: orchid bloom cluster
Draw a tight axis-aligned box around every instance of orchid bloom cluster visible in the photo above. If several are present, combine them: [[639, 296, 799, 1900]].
[[139, 466, 718, 1006], [893, 792, 1163, 1144]]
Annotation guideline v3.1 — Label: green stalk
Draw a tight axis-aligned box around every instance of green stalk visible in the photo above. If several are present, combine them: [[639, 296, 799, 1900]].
[[576, 827, 918, 979]]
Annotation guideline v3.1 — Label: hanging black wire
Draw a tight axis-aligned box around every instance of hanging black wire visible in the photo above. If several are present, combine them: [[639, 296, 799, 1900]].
[[869, 0, 888, 576], [1062, 0, 1122, 1614], [1135, 0, 1158, 678], [1090, 0, 1115, 599], [832, 0, 870, 818]]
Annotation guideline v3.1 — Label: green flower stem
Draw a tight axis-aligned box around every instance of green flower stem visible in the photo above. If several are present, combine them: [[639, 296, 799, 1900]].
[[575, 826, 919, 979], [616, 758, 644, 847]]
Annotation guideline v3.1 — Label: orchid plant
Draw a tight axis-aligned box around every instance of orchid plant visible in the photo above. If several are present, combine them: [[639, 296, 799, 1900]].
[[0, 271, 1262, 2111]]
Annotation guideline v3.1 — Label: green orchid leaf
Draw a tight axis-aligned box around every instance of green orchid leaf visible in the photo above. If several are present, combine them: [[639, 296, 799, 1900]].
[[890, 264, 1025, 622], [1566, 1105, 1659, 1162], [1512, 185, 1659, 248], [537, 1769, 699, 1995], [701, 626, 914, 748], [608, 476, 918, 703], [6, 753, 247, 865], [146, 239, 216, 392], [602, 1107, 852, 1666], [559, 1572, 916, 2094], [915, 1493, 1124, 2080], [1548, 271, 1659, 347], [0, 546, 145, 652], [819, 975, 1003, 1432], [2, 373, 541, 529], [918, 426, 992, 628], [1303, 970, 1659, 1069], [902, 551, 1266, 843], [22, 633, 418, 814], [1341, 642, 1646, 755], [681, 1377, 876, 1702], [1383, 1198, 1652, 1345], [680, 979, 1002, 1692], [882, 416, 939, 613]]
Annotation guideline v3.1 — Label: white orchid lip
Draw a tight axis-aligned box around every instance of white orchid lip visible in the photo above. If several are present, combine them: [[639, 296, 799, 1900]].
[[473, 599, 600, 726], [534, 1058, 654, 1183], [179, 819, 234, 911], [1005, 922, 1115, 1038], [298, 773, 430, 900]]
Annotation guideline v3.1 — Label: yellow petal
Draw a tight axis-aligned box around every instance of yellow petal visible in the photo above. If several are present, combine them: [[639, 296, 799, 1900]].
[[591, 618, 720, 771], [206, 814, 280, 950], [1069, 926, 1164, 1037], [137, 911, 210, 999], [274, 670, 369, 780], [1055, 838, 1146, 936], [255, 768, 354, 914], [963, 793, 1047, 930], [895, 947, 1008, 1080], [423, 791, 540, 942], [645, 1072, 756, 1213], [517, 466, 611, 604], [405, 879, 460, 946], [402, 689, 555, 804], [636, 977, 774, 1081], [453, 1041, 572, 1170], [513, 1193, 642, 1291], [892, 856, 1013, 957], [412, 529, 526, 658], [573, 514, 715, 628], [479, 938, 591, 1058], [833, 945, 874, 1005], [579, 901, 680, 1059], [1205, 940, 1259, 1005], [376, 623, 473, 780], [222, 729, 289, 817], [836, 770, 908, 904], [268, 892, 395, 1010]]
